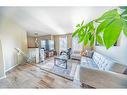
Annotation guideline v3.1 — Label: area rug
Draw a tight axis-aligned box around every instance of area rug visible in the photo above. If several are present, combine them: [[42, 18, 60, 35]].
[[36, 57, 79, 81]]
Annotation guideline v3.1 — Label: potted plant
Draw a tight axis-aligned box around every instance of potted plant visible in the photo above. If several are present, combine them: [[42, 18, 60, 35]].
[[72, 6, 127, 49]]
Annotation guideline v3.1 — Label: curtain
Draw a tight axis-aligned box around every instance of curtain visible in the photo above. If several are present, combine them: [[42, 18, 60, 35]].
[[59, 35, 68, 51]]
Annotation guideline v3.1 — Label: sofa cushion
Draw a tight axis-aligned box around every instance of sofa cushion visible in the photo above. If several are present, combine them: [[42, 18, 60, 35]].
[[110, 63, 127, 74], [85, 51, 94, 58], [81, 57, 99, 69], [101, 59, 115, 71], [71, 51, 81, 60], [92, 52, 115, 71], [82, 52, 127, 73], [92, 52, 101, 64], [73, 51, 80, 54], [123, 69, 127, 75], [80, 51, 127, 88]]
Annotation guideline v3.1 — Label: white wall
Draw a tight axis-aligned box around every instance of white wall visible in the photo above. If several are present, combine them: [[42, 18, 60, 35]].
[[0, 40, 5, 78], [0, 16, 27, 74], [95, 33, 127, 65]]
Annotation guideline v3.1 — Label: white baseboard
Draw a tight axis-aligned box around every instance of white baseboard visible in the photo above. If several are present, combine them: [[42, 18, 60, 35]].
[[0, 75, 6, 80], [0, 64, 19, 80], [5, 64, 19, 72]]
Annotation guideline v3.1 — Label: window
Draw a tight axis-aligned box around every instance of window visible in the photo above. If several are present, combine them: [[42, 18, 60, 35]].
[[59, 35, 67, 51], [48, 40, 54, 50], [41, 40, 46, 50], [72, 36, 83, 51]]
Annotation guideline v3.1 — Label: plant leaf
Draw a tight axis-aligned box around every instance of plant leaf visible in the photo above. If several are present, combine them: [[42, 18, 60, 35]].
[[119, 6, 127, 10], [96, 18, 115, 34], [103, 18, 123, 49], [84, 21, 94, 34], [96, 34, 103, 45], [78, 25, 85, 37], [76, 24, 80, 27], [123, 21, 127, 37], [121, 10, 127, 16], [78, 35, 84, 44], [84, 33, 89, 46], [78, 27, 83, 37], [90, 35, 94, 46], [72, 29, 79, 37], [89, 21, 94, 32], [96, 9, 119, 22], [81, 20, 84, 26], [122, 16, 127, 20], [89, 21, 94, 28]]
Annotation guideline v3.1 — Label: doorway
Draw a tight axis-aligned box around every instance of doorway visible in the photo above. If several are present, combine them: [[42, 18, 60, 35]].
[[0, 40, 5, 79]]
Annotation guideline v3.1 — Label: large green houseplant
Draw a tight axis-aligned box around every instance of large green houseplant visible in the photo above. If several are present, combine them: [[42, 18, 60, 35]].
[[72, 7, 127, 49]]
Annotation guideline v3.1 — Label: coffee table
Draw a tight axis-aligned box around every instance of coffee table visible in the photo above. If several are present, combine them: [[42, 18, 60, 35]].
[[54, 55, 68, 69]]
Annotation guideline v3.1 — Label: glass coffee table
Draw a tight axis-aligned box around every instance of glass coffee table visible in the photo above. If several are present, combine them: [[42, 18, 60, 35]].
[[54, 55, 68, 69]]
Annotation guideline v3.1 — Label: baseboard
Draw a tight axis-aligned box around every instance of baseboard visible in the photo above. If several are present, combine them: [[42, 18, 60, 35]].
[[0, 64, 19, 80], [0, 75, 6, 80], [5, 64, 19, 72]]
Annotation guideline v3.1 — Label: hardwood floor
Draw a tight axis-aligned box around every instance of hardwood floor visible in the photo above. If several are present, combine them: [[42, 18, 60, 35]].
[[0, 63, 81, 88]]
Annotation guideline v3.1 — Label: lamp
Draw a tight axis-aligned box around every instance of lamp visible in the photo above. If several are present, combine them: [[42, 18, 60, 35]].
[[80, 50, 88, 56]]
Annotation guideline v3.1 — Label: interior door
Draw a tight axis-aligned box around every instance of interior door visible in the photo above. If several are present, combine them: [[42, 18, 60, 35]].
[[0, 40, 5, 78]]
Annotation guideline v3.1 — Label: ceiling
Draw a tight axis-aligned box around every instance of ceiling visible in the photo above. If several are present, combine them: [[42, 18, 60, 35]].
[[0, 7, 115, 36]]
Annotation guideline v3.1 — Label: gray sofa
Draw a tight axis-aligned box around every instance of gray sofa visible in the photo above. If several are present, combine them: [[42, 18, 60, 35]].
[[71, 51, 81, 60], [80, 51, 127, 88]]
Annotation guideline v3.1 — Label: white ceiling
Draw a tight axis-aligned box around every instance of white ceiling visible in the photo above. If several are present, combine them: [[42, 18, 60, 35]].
[[0, 6, 115, 36]]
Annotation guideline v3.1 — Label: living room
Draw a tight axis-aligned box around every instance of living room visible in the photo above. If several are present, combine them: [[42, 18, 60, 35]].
[[0, 6, 127, 88]]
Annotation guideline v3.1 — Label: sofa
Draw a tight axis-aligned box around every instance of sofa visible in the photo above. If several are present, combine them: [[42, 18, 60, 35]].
[[79, 51, 127, 88], [71, 51, 81, 60]]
